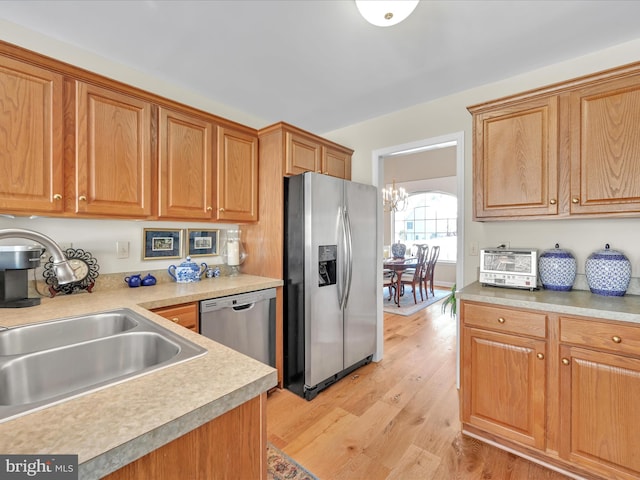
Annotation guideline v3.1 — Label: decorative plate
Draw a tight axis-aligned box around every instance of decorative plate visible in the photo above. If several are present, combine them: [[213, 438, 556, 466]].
[[43, 248, 100, 296]]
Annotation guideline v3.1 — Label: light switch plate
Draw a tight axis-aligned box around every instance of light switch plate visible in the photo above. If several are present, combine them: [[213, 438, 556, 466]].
[[116, 241, 129, 259]]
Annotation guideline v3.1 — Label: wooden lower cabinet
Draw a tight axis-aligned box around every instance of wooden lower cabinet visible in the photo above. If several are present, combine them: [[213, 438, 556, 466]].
[[558, 316, 640, 480], [461, 302, 547, 450], [151, 302, 199, 332], [104, 393, 266, 480], [462, 327, 546, 449], [462, 300, 640, 480]]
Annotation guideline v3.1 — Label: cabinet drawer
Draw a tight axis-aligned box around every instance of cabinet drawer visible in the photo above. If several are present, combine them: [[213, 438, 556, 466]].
[[560, 316, 640, 357], [463, 302, 547, 338], [152, 303, 199, 332]]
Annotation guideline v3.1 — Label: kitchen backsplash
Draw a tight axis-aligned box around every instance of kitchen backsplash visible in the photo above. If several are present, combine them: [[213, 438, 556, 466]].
[[28, 265, 239, 298]]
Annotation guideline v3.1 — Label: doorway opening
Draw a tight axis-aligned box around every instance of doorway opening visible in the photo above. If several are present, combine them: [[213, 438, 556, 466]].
[[371, 131, 464, 362]]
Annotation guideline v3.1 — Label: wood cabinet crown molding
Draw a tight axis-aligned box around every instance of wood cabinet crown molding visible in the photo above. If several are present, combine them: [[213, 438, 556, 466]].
[[467, 60, 640, 114], [468, 60, 640, 221]]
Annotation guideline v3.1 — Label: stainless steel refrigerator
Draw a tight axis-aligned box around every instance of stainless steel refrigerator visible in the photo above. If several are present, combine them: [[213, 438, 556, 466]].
[[284, 172, 377, 400]]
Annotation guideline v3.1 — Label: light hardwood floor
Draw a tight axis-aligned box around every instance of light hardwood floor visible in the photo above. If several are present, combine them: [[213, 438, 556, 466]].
[[266, 290, 570, 479]]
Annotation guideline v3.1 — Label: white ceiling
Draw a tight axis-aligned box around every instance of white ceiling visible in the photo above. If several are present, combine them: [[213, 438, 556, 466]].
[[1, 0, 640, 134]]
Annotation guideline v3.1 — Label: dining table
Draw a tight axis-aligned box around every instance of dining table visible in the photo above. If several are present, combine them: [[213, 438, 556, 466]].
[[383, 257, 418, 306]]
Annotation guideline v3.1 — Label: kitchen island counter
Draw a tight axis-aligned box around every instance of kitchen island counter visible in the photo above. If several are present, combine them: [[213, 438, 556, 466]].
[[459, 281, 640, 324], [0, 274, 282, 479]]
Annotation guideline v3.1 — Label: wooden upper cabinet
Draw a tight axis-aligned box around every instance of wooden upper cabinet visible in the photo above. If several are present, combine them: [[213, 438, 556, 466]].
[[470, 61, 640, 221], [0, 56, 64, 214], [72, 81, 152, 217], [158, 107, 214, 220], [282, 126, 352, 180], [285, 131, 322, 175], [216, 126, 258, 222], [471, 96, 559, 220], [569, 73, 640, 215], [323, 145, 352, 179]]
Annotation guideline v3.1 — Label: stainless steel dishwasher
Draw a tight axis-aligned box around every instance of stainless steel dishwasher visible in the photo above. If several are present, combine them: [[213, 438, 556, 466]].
[[199, 288, 276, 367]]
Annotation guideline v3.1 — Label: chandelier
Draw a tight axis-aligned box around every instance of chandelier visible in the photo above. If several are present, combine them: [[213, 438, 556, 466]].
[[355, 0, 419, 27], [382, 180, 408, 212]]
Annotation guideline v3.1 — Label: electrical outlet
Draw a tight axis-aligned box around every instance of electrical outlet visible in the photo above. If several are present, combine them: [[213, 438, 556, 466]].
[[116, 240, 130, 259], [470, 241, 478, 256]]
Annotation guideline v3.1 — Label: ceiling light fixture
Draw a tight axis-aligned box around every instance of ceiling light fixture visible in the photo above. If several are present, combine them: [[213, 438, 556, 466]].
[[382, 179, 408, 212], [356, 0, 419, 27]]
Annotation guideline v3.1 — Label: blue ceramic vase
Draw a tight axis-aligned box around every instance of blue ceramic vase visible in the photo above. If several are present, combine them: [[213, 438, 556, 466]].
[[585, 244, 631, 296], [538, 243, 576, 291]]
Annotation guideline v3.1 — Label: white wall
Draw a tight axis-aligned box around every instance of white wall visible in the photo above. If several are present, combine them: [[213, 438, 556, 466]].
[[324, 38, 640, 288]]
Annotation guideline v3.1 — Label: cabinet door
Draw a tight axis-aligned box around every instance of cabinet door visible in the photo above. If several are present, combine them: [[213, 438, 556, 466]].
[[0, 56, 64, 214], [152, 302, 199, 332], [104, 394, 266, 480], [559, 345, 640, 480], [569, 75, 640, 214], [158, 107, 214, 219], [473, 96, 559, 219], [216, 126, 258, 222], [322, 146, 351, 179], [73, 82, 151, 217], [462, 327, 546, 449], [284, 131, 321, 175]]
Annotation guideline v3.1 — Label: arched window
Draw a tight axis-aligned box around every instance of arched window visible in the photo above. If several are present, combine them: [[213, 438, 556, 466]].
[[393, 191, 457, 261]]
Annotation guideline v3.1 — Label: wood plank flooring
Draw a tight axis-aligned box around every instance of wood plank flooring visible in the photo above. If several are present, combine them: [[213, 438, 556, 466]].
[[266, 291, 571, 479]]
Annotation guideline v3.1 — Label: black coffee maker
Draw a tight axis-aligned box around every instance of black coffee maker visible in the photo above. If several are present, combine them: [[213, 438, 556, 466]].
[[0, 245, 44, 308]]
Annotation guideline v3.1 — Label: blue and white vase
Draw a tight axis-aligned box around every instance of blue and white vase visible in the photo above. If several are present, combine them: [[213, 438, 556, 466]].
[[391, 243, 406, 259], [538, 243, 576, 291], [585, 244, 631, 296]]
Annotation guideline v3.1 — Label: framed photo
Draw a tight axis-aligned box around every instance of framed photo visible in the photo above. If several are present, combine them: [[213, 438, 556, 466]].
[[187, 229, 219, 257], [143, 228, 182, 260]]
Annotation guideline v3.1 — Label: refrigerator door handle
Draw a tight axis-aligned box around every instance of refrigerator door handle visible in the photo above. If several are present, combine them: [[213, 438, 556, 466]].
[[338, 207, 348, 310], [343, 208, 354, 308]]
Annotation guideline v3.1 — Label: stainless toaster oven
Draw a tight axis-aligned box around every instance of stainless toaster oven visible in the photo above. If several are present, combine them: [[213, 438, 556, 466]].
[[479, 248, 538, 290]]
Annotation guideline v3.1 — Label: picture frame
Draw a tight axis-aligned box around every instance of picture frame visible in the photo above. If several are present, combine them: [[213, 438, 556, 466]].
[[143, 228, 182, 260], [187, 229, 219, 257]]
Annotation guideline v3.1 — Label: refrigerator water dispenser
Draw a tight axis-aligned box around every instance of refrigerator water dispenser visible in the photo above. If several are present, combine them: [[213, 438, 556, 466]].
[[318, 245, 337, 287]]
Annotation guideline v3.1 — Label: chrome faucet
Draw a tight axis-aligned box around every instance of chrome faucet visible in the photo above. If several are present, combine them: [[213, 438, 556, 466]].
[[0, 228, 77, 284]]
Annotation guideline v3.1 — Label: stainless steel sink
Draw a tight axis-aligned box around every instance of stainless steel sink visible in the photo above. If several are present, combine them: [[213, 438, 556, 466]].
[[0, 308, 206, 423], [0, 310, 138, 355]]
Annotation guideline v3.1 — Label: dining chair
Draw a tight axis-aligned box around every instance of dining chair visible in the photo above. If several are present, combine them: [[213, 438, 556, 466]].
[[398, 244, 429, 304], [421, 245, 440, 298], [382, 268, 396, 301]]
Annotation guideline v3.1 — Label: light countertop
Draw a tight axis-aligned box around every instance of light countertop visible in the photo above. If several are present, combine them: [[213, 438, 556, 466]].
[[459, 281, 640, 323], [0, 274, 282, 479]]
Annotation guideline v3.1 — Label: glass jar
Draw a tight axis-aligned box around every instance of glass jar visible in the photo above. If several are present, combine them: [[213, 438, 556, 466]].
[[221, 229, 247, 276]]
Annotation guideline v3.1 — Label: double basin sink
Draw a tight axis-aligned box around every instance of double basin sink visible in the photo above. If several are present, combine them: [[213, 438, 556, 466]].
[[0, 308, 207, 423]]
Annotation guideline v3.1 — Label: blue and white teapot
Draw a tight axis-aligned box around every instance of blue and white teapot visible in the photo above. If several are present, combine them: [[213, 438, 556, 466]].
[[168, 256, 208, 283]]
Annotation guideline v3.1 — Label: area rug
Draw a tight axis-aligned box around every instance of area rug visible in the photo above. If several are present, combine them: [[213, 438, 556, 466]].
[[267, 443, 319, 480], [383, 286, 449, 316]]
